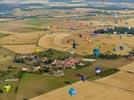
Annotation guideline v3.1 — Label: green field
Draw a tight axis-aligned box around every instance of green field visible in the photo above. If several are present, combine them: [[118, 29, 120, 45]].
[[26, 18, 54, 27], [11, 65, 118, 100], [0, 57, 131, 100]]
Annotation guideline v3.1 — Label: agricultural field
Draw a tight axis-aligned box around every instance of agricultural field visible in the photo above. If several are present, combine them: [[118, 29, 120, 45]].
[[31, 67, 134, 100], [0, 0, 134, 100]]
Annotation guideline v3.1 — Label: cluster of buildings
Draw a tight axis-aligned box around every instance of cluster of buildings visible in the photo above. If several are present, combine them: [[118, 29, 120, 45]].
[[15, 54, 82, 73], [52, 57, 79, 69]]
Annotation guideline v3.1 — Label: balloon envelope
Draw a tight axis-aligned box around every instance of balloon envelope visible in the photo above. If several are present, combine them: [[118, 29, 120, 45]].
[[68, 88, 77, 96], [4, 85, 11, 93], [35, 48, 40, 54], [80, 76, 87, 81], [93, 48, 100, 57], [95, 67, 102, 74]]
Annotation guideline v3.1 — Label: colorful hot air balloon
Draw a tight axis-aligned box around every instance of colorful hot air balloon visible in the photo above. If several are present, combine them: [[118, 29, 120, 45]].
[[4, 85, 11, 93], [35, 47, 40, 55], [68, 88, 77, 96], [95, 66, 102, 74], [80, 76, 87, 82], [93, 48, 100, 58]]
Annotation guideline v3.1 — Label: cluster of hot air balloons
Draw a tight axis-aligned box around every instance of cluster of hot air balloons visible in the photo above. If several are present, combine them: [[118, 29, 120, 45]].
[[66, 46, 101, 96], [68, 65, 102, 96]]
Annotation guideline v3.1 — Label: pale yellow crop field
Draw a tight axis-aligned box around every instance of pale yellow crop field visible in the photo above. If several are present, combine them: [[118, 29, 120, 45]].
[[31, 62, 134, 100], [1, 44, 36, 54]]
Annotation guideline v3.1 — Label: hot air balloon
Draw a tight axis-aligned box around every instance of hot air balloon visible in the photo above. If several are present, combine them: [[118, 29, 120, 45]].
[[72, 40, 76, 48], [93, 48, 100, 58], [4, 85, 11, 93], [79, 34, 82, 38], [80, 76, 87, 82], [95, 66, 102, 74], [68, 88, 77, 96], [35, 47, 40, 55]]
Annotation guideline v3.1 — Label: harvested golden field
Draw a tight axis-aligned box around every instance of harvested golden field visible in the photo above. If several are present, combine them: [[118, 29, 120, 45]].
[[65, 34, 134, 55], [119, 62, 134, 72], [38, 33, 72, 51], [31, 78, 134, 100], [0, 32, 44, 45], [31, 62, 134, 100], [0, 31, 46, 53], [1, 44, 37, 54], [0, 17, 134, 55], [95, 71, 134, 92]]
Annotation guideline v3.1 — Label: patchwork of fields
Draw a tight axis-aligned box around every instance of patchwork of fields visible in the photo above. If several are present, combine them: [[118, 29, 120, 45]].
[[0, 3, 134, 100], [31, 62, 134, 100]]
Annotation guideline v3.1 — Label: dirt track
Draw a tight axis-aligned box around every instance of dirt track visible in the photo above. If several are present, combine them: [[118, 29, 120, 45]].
[[31, 62, 134, 100]]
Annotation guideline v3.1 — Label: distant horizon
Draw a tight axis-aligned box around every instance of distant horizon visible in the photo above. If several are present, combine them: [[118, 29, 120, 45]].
[[1, 0, 134, 4]]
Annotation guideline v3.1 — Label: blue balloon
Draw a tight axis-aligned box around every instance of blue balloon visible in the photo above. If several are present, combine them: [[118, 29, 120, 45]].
[[68, 88, 77, 96], [93, 48, 100, 57], [80, 76, 87, 82]]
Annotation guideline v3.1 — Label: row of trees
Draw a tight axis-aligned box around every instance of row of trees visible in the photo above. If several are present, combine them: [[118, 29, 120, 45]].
[[38, 48, 71, 62], [0, 70, 24, 81], [85, 53, 122, 59], [94, 27, 134, 35]]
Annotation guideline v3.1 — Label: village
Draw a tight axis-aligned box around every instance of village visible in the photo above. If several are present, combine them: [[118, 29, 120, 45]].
[[14, 48, 94, 77]]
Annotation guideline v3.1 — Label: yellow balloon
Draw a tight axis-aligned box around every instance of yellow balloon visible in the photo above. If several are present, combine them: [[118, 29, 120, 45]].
[[4, 85, 11, 93], [35, 48, 40, 54]]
